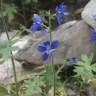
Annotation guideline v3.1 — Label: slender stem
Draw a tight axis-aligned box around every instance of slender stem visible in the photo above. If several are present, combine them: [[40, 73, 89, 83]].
[[21, 0, 26, 26], [0, 1, 19, 96], [48, 10, 56, 96]]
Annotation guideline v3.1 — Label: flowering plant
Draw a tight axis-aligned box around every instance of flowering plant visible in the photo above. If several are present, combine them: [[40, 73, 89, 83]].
[[0, 2, 71, 96], [38, 40, 59, 61], [56, 3, 69, 24], [30, 14, 46, 35]]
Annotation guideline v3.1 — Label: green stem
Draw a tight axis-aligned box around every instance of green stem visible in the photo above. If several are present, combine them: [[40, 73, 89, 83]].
[[56, 59, 67, 76], [0, 1, 19, 96], [48, 10, 56, 96], [21, 0, 26, 26]]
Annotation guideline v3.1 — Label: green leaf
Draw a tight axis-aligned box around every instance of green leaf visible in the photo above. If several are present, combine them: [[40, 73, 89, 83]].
[[0, 40, 16, 59], [0, 85, 8, 96], [81, 54, 91, 65], [89, 53, 94, 62], [74, 66, 84, 76], [24, 76, 41, 96], [43, 64, 54, 94], [2, 4, 17, 22], [73, 54, 95, 82], [91, 64, 96, 72], [0, 44, 11, 59], [77, 61, 85, 66], [32, 0, 38, 3]]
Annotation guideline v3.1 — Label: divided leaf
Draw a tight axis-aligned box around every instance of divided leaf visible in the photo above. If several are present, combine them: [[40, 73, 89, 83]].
[[74, 54, 96, 82]]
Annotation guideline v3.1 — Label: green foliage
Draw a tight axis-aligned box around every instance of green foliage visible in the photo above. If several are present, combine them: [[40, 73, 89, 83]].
[[32, 0, 38, 3], [43, 64, 55, 95], [0, 39, 18, 60], [33, 63, 56, 96], [24, 76, 42, 96], [0, 44, 11, 59], [56, 60, 68, 76], [0, 28, 26, 60], [23, 0, 38, 4], [0, 85, 9, 96], [74, 54, 96, 82], [1, 4, 17, 22], [0, 0, 38, 26], [56, 82, 68, 96]]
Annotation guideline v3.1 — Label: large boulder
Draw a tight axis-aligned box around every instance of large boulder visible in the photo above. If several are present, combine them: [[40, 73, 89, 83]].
[[81, 0, 96, 28], [15, 20, 96, 65]]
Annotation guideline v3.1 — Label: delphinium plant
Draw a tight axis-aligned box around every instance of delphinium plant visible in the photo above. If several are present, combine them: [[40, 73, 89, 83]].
[[25, 3, 69, 96], [0, 1, 70, 96]]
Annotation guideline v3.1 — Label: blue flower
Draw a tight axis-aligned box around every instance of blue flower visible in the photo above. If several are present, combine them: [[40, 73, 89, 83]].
[[69, 57, 77, 65], [38, 40, 59, 61], [30, 22, 40, 32], [56, 13, 64, 25], [91, 28, 96, 43], [56, 3, 69, 24], [40, 28, 46, 35], [33, 14, 45, 24], [30, 14, 46, 33], [56, 3, 68, 14]]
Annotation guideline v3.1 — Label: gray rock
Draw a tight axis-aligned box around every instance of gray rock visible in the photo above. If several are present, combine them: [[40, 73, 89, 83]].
[[15, 20, 96, 65], [81, 0, 96, 28], [0, 31, 33, 56], [0, 31, 19, 47], [67, 88, 76, 96], [12, 35, 33, 55], [0, 59, 23, 85]]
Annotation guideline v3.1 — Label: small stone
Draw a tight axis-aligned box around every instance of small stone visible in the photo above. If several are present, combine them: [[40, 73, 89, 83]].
[[0, 59, 23, 85], [67, 88, 76, 96]]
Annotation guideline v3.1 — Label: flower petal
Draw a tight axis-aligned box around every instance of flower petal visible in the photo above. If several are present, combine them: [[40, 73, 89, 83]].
[[51, 40, 59, 49], [38, 45, 47, 52], [56, 3, 66, 13], [43, 40, 50, 46], [56, 3, 69, 24], [91, 28, 96, 43], [47, 49, 55, 55], [33, 14, 45, 24], [40, 28, 46, 35], [69, 57, 77, 65], [56, 13, 64, 24], [30, 22, 40, 32], [41, 53, 49, 61]]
